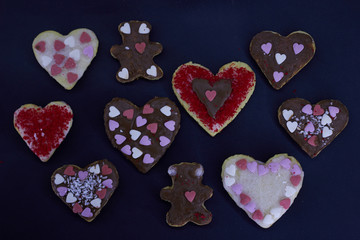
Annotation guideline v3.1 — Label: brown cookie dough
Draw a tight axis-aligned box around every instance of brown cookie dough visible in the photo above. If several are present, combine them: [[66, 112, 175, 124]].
[[160, 162, 213, 227], [110, 21, 163, 83]]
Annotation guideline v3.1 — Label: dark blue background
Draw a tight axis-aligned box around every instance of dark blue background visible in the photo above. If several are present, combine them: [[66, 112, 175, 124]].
[[1, 0, 359, 239]]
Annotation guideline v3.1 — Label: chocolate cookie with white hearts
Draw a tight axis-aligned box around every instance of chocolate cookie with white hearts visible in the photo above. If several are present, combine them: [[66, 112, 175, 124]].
[[51, 159, 119, 222], [104, 97, 181, 173], [250, 31, 315, 90], [278, 98, 349, 158]]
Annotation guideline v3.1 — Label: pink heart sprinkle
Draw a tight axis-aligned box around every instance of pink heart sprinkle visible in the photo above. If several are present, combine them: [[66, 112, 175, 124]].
[[135, 42, 146, 54], [81, 207, 93, 218], [139, 136, 151, 146], [247, 161, 257, 173], [102, 179, 113, 188], [302, 104, 313, 115], [268, 162, 280, 173], [143, 154, 154, 164], [123, 109, 134, 119], [291, 164, 301, 176], [109, 120, 119, 131], [164, 120, 175, 131], [280, 158, 291, 169], [57, 187, 67, 196], [231, 184, 243, 195], [304, 122, 315, 133], [313, 104, 325, 116], [258, 165, 269, 176], [184, 191, 196, 202], [293, 43, 304, 55], [121, 145, 131, 155], [308, 135, 317, 146], [136, 116, 147, 127], [67, 72, 78, 83], [115, 135, 126, 145], [78, 171, 88, 180], [273, 71, 284, 82], [147, 123, 158, 134], [290, 175, 302, 187], [261, 42, 272, 54], [329, 106, 340, 118], [83, 45, 94, 58], [205, 90, 216, 102], [159, 136, 170, 147], [143, 104, 154, 114], [280, 198, 291, 209], [245, 201, 256, 213]]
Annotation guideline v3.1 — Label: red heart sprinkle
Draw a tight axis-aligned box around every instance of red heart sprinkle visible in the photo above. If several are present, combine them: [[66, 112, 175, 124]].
[[123, 109, 134, 119], [236, 159, 247, 170], [35, 41, 46, 52], [135, 42, 146, 54], [290, 175, 301, 187], [143, 104, 154, 114], [280, 198, 291, 209], [240, 193, 251, 205], [67, 72, 78, 83], [307, 135, 317, 146], [54, 40, 65, 51], [53, 54, 65, 65], [147, 123, 158, 134], [80, 32, 91, 43], [64, 58, 76, 69], [72, 202, 83, 213], [313, 104, 324, 116], [64, 166, 75, 176], [101, 165, 112, 175], [185, 191, 196, 202], [51, 64, 62, 76], [252, 210, 264, 220], [96, 189, 107, 199]]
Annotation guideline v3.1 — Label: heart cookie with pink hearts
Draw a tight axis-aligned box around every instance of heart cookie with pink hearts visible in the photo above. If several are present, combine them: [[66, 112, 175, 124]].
[[33, 28, 98, 90], [278, 98, 349, 158], [250, 31, 315, 90], [172, 61, 256, 136], [13, 101, 73, 162], [222, 154, 304, 228], [51, 159, 119, 222], [104, 97, 181, 173]]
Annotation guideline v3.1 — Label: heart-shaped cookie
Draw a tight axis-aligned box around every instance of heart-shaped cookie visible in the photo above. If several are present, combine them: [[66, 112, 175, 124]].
[[33, 28, 98, 90], [278, 98, 349, 158], [172, 62, 255, 136], [51, 159, 119, 222], [104, 97, 181, 173], [222, 154, 304, 228], [13, 101, 73, 162], [250, 31, 315, 90]]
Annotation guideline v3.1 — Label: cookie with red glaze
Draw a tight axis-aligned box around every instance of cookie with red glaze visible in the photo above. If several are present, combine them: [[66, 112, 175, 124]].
[[13, 101, 73, 162], [172, 62, 256, 136]]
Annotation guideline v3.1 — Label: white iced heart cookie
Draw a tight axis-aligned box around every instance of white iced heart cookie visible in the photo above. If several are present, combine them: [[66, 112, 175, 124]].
[[221, 153, 304, 228], [33, 28, 99, 90]]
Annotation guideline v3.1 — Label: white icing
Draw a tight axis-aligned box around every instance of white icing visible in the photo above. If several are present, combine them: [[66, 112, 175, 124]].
[[41, 56, 52, 67], [69, 49, 81, 61], [146, 65, 157, 77], [120, 23, 131, 34], [270, 207, 282, 218], [263, 214, 275, 225], [54, 174, 65, 185], [195, 166, 204, 177], [322, 126, 333, 138], [225, 164, 236, 176], [138, 23, 150, 34], [285, 186, 296, 197], [132, 147, 143, 159], [286, 121, 298, 133], [224, 176, 235, 186], [160, 106, 171, 116], [275, 53, 286, 65], [89, 164, 100, 174], [118, 68, 129, 79], [64, 36, 75, 47], [321, 114, 332, 126], [282, 109, 293, 121], [168, 166, 177, 176], [129, 129, 141, 141], [66, 192, 77, 203], [109, 106, 120, 118], [90, 198, 101, 208]]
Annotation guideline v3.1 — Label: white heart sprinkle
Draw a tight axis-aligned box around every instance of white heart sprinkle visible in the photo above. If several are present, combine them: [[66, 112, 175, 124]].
[[120, 23, 131, 34], [69, 49, 81, 61], [322, 126, 333, 138], [129, 129, 141, 141], [270, 207, 282, 218], [41, 56, 52, 67], [109, 106, 120, 118], [66, 193, 77, 203], [263, 214, 275, 225], [125, 46, 130, 50], [286, 121, 298, 133], [285, 186, 296, 197], [160, 106, 171, 116], [224, 176, 235, 186], [282, 109, 293, 121], [275, 53, 287, 65], [146, 65, 157, 77], [132, 147, 143, 159], [138, 23, 150, 34], [54, 174, 64, 185], [321, 114, 332, 126], [64, 36, 75, 47], [89, 164, 100, 174], [90, 198, 102, 208], [225, 165, 236, 176], [118, 68, 129, 79]]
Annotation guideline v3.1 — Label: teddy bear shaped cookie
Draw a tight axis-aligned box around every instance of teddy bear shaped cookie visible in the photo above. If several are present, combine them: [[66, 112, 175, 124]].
[[160, 162, 213, 227], [110, 21, 163, 83]]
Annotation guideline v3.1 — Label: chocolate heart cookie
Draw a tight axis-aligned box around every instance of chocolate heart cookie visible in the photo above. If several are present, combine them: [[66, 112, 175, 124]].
[[104, 97, 181, 173], [51, 159, 119, 222], [278, 98, 349, 158], [250, 31, 315, 90]]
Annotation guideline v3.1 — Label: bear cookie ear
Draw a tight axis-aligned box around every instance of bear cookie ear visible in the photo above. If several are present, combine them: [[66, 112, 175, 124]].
[[195, 165, 204, 177], [168, 166, 177, 176]]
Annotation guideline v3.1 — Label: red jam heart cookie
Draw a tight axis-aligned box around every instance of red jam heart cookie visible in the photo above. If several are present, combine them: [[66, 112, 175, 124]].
[[160, 162, 213, 227], [13, 101, 73, 162], [172, 62, 255, 136], [51, 159, 119, 222], [278, 98, 349, 158], [33, 28, 98, 90], [250, 31, 315, 90], [104, 97, 181, 173], [222, 154, 304, 228]]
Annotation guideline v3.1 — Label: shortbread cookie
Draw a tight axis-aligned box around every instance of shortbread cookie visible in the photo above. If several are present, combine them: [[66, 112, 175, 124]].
[[250, 31, 315, 90], [222, 154, 304, 228], [33, 28, 98, 90], [172, 62, 255, 136], [51, 159, 119, 222], [160, 162, 213, 227], [278, 98, 349, 158], [104, 97, 180, 173], [13, 101, 73, 162], [110, 21, 163, 83]]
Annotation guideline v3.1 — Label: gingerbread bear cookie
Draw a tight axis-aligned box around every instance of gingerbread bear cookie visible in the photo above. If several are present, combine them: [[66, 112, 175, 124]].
[[110, 21, 163, 83], [160, 162, 213, 227]]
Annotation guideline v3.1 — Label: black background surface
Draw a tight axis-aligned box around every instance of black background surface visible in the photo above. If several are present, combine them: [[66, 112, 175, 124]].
[[1, 0, 359, 239]]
